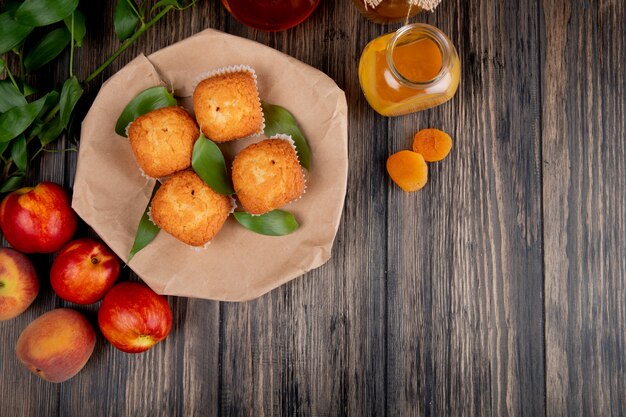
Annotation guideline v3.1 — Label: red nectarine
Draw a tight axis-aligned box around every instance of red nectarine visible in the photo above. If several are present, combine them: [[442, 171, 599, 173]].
[[16, 308, 96, 383], [0, 248, 39, 321], [98, 282, 172, 353], [0, 182, 77, 253], [51, 238, 120, 304]]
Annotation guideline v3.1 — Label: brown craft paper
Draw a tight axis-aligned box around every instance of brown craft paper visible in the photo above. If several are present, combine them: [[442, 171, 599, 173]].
[[72, 29, 348, 302]]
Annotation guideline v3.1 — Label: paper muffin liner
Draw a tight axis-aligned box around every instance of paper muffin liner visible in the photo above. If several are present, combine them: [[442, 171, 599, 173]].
[[228, 195, 238, 214], [191, 64, 257, 95], [124, 121, 133, 138], [190, 242, 210, 251], [269, 133, 296, 149], [146, 205, 157, 227], [191, 64, 265, 137], [136, 163, 192, 182], [137, 167, 188, 181], [275, 134, 308, 209], [137, 166, 163, 181]]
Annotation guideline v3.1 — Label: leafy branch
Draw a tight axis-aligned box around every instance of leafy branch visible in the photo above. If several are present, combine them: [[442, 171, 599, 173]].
[[0, 0, 197, 192]]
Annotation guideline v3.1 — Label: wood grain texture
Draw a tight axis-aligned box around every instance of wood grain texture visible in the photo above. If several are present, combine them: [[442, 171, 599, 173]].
[[1, 0, 625, 415], [385, 0, 544, 416], [217, 3, 355, 416], [542, 1, 626, 416]]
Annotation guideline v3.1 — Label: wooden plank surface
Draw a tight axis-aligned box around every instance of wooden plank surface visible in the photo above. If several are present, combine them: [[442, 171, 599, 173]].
[[0, 0, 625, 416], [542, 1, 626, 416], [385, 0, 545, 415]]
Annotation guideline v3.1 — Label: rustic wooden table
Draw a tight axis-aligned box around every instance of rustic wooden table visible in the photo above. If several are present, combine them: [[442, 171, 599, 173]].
[[1, 0, 625, 416]]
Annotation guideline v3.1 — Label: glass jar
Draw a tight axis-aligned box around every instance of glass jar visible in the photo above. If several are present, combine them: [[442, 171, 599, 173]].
[[221, 0, 320, 32], [358, 23, 460, 116], [352, 0, 422, 24]]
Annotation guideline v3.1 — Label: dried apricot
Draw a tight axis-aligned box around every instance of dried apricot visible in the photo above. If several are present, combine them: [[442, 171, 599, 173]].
[[386, 150, 428, 192], [412, 128, 452, 162]]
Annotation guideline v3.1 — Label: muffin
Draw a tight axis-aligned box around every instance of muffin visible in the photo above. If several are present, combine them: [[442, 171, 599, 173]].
[[193, 68, 263, 142], [150, 171, 232, 246], [232, 138, 306, 215], [128, 106, 199, 178]]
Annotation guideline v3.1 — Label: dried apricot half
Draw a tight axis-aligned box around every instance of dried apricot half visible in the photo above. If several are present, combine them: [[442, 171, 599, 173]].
[[412, 128, 452, 162], [386, 150, 428, 192]]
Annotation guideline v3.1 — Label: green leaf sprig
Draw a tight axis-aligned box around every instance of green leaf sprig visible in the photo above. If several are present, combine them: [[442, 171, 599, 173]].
[[0, 95, 46, 142], [233, 210, 299, 236], [24, 27, 71, 72], [0, 81, 27, 111], [128, 182, 160, 261], [0, 0, 198, 192], [114, 0, 141, 41], [14, 0, 79, 27], [262, 102, 312, 170], [191, 134, 234, 195], [115, 86, 177, 136]]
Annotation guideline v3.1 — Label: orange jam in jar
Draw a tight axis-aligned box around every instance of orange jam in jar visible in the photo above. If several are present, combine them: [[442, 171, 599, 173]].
[[352, 0, 422, 24], [358, 24, 460, 116]]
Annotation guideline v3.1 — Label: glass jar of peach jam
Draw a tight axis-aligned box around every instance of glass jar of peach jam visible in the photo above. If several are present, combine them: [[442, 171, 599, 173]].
[[358, 23, 460, 116]]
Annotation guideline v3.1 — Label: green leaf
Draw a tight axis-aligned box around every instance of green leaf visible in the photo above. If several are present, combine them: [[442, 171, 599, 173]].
[[59, 76, 83, 128], [115, 86, 177, 136], [27, 119, 45, 140], [11, 135, 28, 172], [128, 183, 160, 261], [65, 106, 80, 145], [34, 91, 60, 122], [150, 0, 183, 13], [0, 58, 5, 73], [38, 116, 65, 145], [28, 91, 61, 140], [24, 28, 71, 72], [1, 1, 22, 14], [64, 10, 86, 47], [24, 85, 37, 96], [0, 141, 10, 156], [150, 0, 197, 13], [10, 135, 27, 171], [114, 0, 140, 41], [14, 79, 38, 97], [0, 12, 34, 54], [0, 80, 28, 113], [0, 95, 47, 142], [233, 210, 299, 236], [262, 102, 311, 170], [0, 173, 25, 193], [191, 134, 234, 195], [14, 0, 78, 27]]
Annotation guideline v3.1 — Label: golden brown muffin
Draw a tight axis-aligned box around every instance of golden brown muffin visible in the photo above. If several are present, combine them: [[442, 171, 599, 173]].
[[193, 70, 263, 142], [150, 171, 232, 246], [128, 106, 199, 178], [232, 138, 305, 215]]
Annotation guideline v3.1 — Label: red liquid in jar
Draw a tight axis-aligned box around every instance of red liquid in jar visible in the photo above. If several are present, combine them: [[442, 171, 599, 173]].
[[221, 0, 320, 31]]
